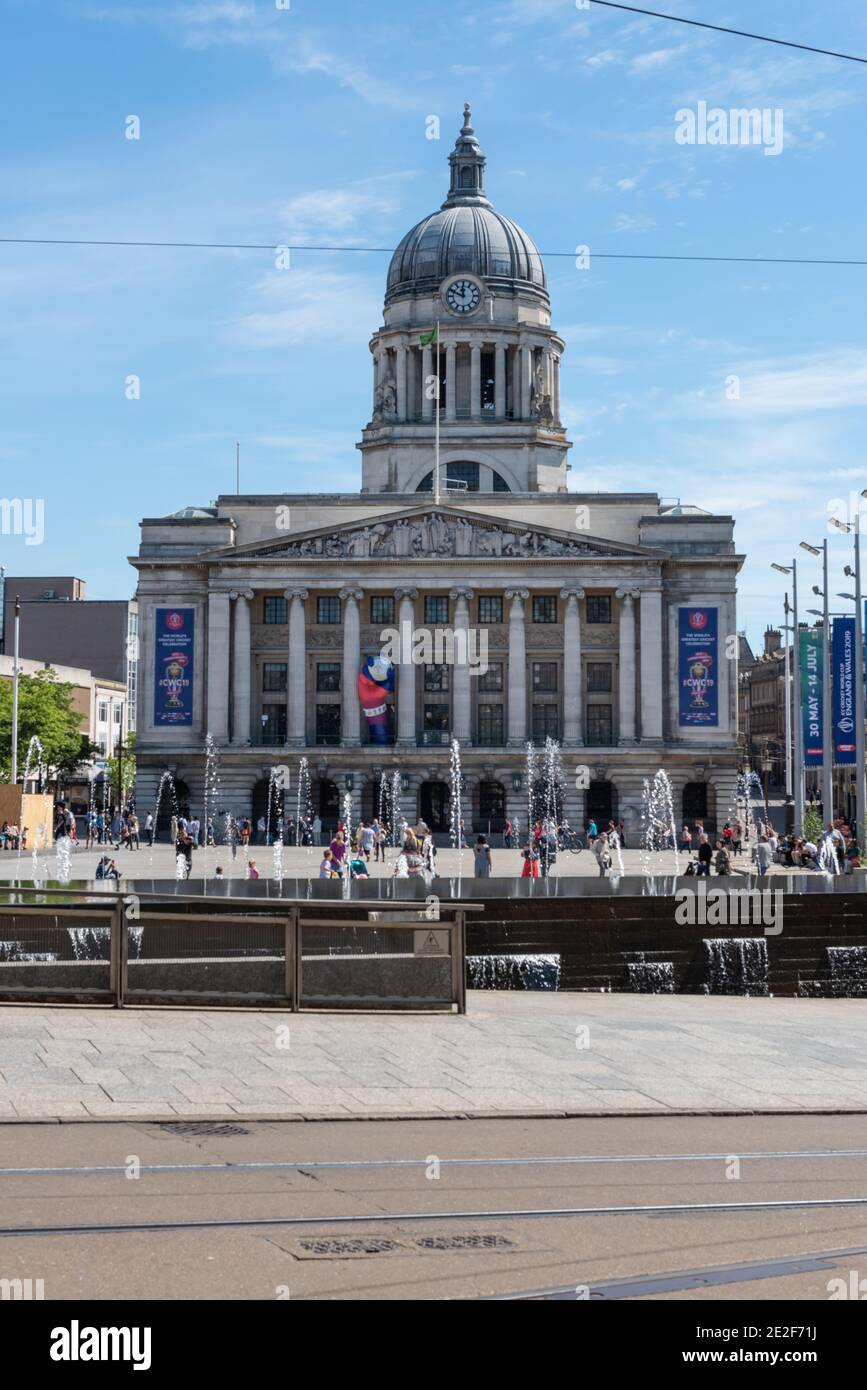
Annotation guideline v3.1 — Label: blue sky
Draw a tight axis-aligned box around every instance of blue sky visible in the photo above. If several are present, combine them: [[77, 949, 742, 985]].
[[2, 0, 867, 647]]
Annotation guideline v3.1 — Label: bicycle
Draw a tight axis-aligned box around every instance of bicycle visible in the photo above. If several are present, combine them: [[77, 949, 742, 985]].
[[558, 829, 585, 854]]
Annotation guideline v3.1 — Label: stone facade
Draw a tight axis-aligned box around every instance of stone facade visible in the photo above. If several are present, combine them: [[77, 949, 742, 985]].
[[130, 108, 743, 840]]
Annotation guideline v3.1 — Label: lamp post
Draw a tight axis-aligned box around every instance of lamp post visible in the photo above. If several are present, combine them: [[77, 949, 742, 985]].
[[800, 540, 833, 824], [771, 560, 803, 834], [10, 596, 20, 786]]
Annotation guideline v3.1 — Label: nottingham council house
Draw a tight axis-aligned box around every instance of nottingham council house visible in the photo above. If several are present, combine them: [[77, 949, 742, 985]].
[[131, 107, 744, 842]]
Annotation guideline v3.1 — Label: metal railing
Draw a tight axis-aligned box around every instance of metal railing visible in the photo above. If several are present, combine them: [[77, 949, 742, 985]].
[[0, 891, 471, 1012]]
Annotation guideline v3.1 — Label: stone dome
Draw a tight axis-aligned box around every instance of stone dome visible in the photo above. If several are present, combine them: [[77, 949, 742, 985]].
[[386, 105, 547, 302]]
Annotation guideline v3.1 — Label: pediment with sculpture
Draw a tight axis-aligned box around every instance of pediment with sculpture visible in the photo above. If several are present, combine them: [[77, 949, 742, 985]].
[[248, 510, 642, 562]]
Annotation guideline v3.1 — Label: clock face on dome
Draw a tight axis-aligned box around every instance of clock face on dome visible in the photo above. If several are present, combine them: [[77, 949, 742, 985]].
[[445, 277, 482, 315]]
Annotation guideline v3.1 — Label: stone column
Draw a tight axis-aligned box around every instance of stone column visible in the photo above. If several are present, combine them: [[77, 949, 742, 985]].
[[445, 342, 457, 422], [421, 342, 433, 421], [520, 344, 532, 420], [553, 355, 561, 425], [396, 341, 407, 421], [495, 342, 506, 418], [395, 587, 418, 746], [506, 588, 529, 747], [285, 588, 308, 747], [617, 588, 639, 745], [206, 590, 231, 743], [470, 344, 481, 419], [640, 587, 664, 742], [230, 589, 253, 746], [512, 347, 521, 419], [340, 587, 363, 747], [450, 587, 474, 744], [561, 588, 585, 746]]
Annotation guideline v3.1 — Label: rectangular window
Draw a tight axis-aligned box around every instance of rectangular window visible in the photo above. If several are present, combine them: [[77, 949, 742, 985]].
[[423, 703, 450, 733], [478, 704, 504, 745], [315, 704, 341, 744], [532, 662, 558, 692], [316, 662, 341, 693], [97, 701, 108, 722], [532, 704, 559, 741], [113, 705, 123, 724], [586, 704, 613, 744], [587, 662, 612, 692], [478, 595, 503, 624], [261, 704, 287, 742], [262, 663, 288, 692], [424, 664, 449, 692], [317, 596, 340, 625], [532, 595, 556, 624], [586, 595, 612, 624], [478, 662, 503, 692], [425, 596, 449, 625], [370, 595, 395, 626], [263, 596, 288, 625]]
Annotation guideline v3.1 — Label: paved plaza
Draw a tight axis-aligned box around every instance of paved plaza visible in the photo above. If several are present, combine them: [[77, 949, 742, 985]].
[[1, 992, 865, 1123], [0, 840, 811, 882]]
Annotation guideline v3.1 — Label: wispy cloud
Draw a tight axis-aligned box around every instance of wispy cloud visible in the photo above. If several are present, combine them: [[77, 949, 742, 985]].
[[231, 266, 381, 348]]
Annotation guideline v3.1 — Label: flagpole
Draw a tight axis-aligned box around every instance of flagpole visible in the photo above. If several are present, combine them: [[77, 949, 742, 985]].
[[434, 328, 441, 507]]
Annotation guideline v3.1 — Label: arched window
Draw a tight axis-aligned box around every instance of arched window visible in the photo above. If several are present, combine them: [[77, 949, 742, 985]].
[[416, 464, 511, 493]]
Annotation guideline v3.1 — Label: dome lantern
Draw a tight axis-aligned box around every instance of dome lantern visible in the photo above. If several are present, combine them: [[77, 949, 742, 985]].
[[444, 102, 490, 208]]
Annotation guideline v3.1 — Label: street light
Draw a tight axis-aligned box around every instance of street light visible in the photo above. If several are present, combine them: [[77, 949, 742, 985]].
[[770, 559, 803, 833], [800, 539, 833, 824]]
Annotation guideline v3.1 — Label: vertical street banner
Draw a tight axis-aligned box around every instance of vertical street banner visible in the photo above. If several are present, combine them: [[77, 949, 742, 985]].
[[154, 607, 195, 725], [832, 615, 856, 765], [678, 607, 718, 726], [800, 629, 823, 767]]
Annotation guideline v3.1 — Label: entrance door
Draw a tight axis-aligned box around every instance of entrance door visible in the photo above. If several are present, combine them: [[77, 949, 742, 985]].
[[419, 781, 451, 832], [586, 780, 613, 827]]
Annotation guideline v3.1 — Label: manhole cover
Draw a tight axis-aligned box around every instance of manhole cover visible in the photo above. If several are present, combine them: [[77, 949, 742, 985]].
[[296, 1237, 403, 1258], [158, 1122, 250, 1137], [415, 1234, 516, 1251]]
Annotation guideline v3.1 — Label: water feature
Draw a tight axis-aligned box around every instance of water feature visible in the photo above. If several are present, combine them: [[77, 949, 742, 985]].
[[623, 953, 675, 993], [702, 937, 769, 996], [641, 769, 680, 876], [201, 732, 220, 879], [391, 769, 400, 847], [55, 833, 73, 885], [296, 756, 311, 846], [450, 737, 464, 872], [150, 770, 177, 874], [525, 741, 538, 842], [467, 953, 561, 991], [542, 736, 565, 874], [826, 945, 867, 996], [341, 791, 353, 898], [16, 735, 45, 870]]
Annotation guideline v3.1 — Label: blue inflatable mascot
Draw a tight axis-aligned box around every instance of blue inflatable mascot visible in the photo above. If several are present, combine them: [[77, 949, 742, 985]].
[[357, 653, 395, 745]]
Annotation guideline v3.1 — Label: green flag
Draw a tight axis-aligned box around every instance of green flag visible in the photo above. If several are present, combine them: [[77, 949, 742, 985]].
[[419, 326, 438, 345]]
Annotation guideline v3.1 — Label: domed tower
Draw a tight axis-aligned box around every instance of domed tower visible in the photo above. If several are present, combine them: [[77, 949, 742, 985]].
[[358, 105, 571, 495]]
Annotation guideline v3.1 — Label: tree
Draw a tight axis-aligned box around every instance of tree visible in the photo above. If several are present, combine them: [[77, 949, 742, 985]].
[[0, 670, 88, 782], [105, 732, 136, 805]]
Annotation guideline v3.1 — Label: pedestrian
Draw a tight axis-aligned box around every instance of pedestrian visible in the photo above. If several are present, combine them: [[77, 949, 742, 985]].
[[319, 848, 337, 878], [503, 818, 513, 850], [756, 835, 773, 879], [240, 817, 251, 848], [127, 812, 140, 850], [144, 812, 154, 847], [392, 839, 425, 879], [618, 817, 626, 849], [680, 823, 692, 854], [360, 821, 375, 862], [714, 839, 731, 876], [732, 819, 743, 856], [696, 834, 712, 877], [593, 832, 612, 878], [247, 859, 260, 880], [520, 842, 539, 879], [214, 866, 225, 880], [474, 835, 492, 879], [311, 814, 321, 846], [329, 830, 347, 868]]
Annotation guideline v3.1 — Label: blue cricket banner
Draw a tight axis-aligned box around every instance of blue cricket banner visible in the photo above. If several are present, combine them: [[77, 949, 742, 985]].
[[800, 629, 823, 767], [678, 607, 718, 727], [832, 615, 857, 765], [154, 607, 195, 725]]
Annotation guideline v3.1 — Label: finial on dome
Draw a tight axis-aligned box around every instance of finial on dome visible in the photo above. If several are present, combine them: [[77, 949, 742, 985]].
[[462, 102, 473, 133]]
